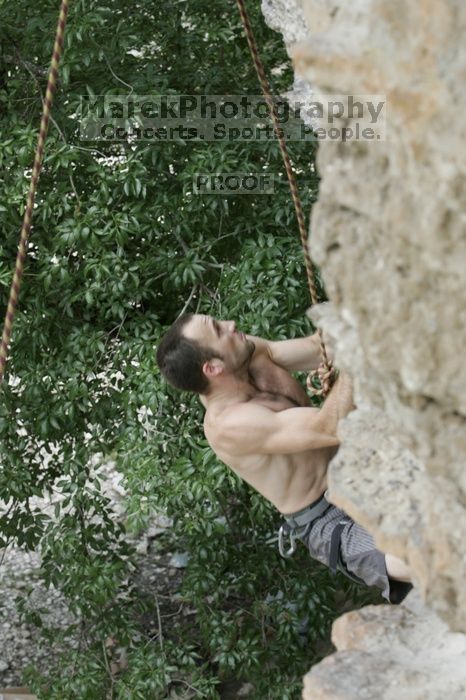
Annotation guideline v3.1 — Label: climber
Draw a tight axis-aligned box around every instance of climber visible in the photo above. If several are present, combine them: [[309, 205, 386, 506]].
[[156, 312, 413, 604]]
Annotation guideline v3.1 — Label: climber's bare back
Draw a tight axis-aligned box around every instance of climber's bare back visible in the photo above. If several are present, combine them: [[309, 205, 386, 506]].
[[203, 339, 338, 514]]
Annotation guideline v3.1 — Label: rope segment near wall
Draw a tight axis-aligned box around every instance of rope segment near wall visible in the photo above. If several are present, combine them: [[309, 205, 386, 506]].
[[235, 0, 337, 397]]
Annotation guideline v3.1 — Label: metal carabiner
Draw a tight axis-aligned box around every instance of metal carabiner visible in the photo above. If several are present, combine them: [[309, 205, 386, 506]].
[[278, 524, 298, 558]]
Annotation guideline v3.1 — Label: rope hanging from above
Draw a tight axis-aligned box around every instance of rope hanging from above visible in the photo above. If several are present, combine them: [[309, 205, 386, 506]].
[[235, 0, 337, 398], [0, 0, 70, 385]]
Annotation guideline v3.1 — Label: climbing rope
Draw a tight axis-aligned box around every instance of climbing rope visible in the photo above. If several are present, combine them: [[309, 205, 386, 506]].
[[0, 0, 70, 384], [235, 0, 337, 397]]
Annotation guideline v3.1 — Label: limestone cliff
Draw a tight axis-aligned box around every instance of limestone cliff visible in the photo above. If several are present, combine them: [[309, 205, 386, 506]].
[[261, 0, 466, 696]]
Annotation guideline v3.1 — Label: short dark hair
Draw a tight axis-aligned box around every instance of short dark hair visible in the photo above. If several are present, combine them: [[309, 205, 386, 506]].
[[156, 314, 221, 395]]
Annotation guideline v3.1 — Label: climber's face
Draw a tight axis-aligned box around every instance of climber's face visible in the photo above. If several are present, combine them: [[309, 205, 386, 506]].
[[182, 314, 255, 377]]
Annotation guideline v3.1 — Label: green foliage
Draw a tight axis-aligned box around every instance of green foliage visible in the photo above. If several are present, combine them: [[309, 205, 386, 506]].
[[0, 0, 381, 697]]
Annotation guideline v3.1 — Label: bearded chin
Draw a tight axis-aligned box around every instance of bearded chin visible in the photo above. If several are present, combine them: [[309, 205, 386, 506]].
[[230, 345, 253, 374], [242, 342, 255, 369]]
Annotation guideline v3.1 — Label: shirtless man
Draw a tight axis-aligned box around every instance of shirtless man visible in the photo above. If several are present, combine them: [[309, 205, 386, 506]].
[[156, 313, 412, 604]]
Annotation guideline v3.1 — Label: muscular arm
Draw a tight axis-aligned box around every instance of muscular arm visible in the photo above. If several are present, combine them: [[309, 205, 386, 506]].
[[217, 373, 354, 456], [317, 371, 354, 424], [246, 332, 333, 372]]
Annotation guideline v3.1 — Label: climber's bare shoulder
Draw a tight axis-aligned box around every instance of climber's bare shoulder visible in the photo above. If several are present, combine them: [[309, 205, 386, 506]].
[[204, 394, 292, 456], [203, 399, 278, 475]]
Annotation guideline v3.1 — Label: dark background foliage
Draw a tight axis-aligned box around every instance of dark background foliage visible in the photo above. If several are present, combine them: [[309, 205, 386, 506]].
[[0, 1, 381, 697]]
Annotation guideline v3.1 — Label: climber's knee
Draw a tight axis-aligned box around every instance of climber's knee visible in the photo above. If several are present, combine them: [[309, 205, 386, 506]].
[[385, 553, 411, 582]]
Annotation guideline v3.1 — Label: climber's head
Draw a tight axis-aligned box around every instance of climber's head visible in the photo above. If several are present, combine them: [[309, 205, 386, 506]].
[[156, 313, 254, 395]]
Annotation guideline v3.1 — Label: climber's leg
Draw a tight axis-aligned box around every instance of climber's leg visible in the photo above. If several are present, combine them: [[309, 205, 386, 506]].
[[384, 553, 411, 582], [298, 505, 414, 603]]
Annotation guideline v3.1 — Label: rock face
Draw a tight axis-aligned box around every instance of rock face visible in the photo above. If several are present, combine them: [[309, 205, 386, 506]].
[[261, 0, 466, 696], [262, 0, 319, 129], [302, 592, 466, 700]]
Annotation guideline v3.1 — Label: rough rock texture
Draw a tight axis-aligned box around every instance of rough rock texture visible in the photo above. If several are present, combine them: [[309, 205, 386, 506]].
[[261, 0, 466, 696], [303, 592, 466, 700], [262, 0, 313, 114], [292, 0, 466, 632]]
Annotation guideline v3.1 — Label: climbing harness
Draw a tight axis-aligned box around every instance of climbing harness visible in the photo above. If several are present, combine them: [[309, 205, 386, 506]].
[[235, 0, 337, 397], [279, 494, 364, 587], [328, 516, 352, 575], [277, 522, 299, 558], [0, 0, 69, 384], [281, 497, 415, 601], [278, 492, 331, 558]]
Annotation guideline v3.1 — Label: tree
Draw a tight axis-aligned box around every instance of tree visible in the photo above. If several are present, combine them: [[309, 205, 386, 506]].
[[0, 1, 380, 697]]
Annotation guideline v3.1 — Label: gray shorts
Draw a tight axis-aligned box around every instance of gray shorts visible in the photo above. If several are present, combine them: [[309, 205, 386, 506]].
[[298, 503, 407, 603]]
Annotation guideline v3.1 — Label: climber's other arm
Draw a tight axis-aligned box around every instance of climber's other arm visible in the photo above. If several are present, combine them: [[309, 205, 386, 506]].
[[245, 332, 331, 372]]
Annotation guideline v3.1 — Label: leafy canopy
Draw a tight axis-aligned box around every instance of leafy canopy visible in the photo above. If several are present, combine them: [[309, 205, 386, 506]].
[[0, 1, 380, 697]]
